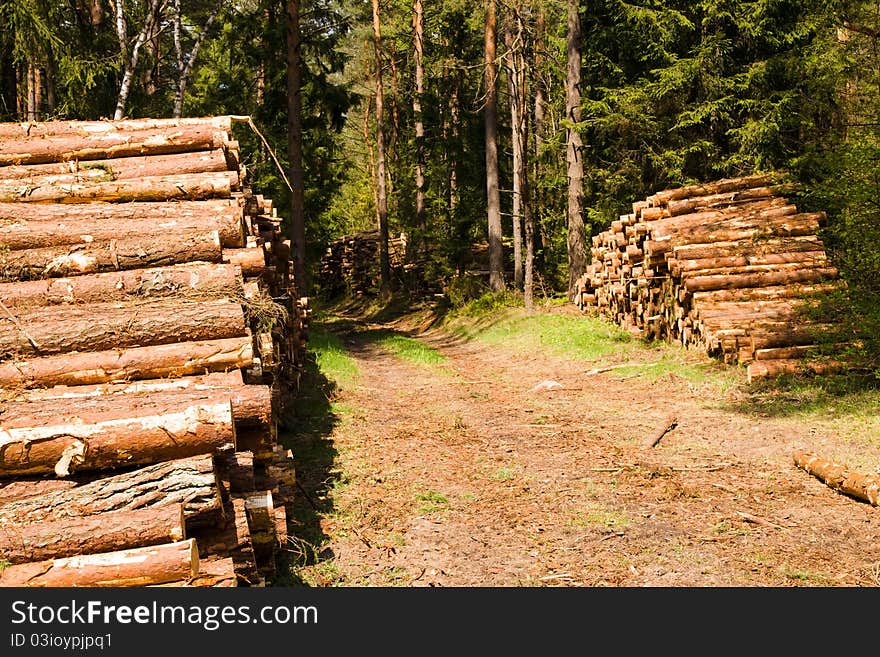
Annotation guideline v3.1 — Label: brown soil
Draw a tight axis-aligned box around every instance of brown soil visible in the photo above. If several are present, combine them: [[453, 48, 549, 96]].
[[284, 303, 880, 587]]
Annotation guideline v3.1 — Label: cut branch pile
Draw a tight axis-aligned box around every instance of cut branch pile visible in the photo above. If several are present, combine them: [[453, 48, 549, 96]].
[[573, 174, 855, 382], [0, 116, 305, 587]]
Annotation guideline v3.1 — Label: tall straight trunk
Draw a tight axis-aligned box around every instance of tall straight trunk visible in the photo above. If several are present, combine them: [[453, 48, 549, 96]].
[[286, 0, 307, 295], [484, 0, 504, 292], [90, 0, 104, 25], [113, 0, 163, 120], [565, 0, 587, 300], [363, 94, 381, 230], [173, 0, 223, 119], [532, 4, 546, 263], [505, 18, 523, 290], [413, 0, 426, 245], [26, 62, 36, 121], [372, 0, 391, 291]]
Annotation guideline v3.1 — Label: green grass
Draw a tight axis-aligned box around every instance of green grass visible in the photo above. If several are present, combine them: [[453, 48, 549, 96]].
[[308, 326, 360, 390], [361, 329, 447, 366], [414, 489, 450, 514]]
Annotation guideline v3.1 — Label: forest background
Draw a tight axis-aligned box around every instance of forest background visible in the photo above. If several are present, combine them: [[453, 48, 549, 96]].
[[2, 0, 880, 358]]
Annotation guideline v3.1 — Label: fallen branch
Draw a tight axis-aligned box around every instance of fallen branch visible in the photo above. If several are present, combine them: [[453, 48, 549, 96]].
[[736, 510, 788, 529], [793, 450, 880, 506], [643, 413, 678, 448]]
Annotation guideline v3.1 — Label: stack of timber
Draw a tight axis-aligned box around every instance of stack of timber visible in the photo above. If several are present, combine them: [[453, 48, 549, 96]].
[[318, 229, 408, 297], [573, 174, 855, 382], [0, 116, 303, 587]]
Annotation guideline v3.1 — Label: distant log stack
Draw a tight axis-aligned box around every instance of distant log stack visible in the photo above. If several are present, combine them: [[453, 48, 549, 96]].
[[0, 116, 304, 587], [318, 229, 408, 297], [573, 174, 855, 382]]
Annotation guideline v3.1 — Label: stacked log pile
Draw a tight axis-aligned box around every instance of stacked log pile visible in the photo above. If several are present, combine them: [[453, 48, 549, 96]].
[[318, 229, 407, 297], [0, 116, 305, 587], [573, 174, 854, 382]]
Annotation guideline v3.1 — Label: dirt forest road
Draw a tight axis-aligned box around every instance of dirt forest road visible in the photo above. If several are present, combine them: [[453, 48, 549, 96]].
[[285, 306, 880, 587]]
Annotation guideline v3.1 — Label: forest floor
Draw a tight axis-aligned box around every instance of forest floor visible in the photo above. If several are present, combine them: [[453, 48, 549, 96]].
[[279, 297, 880, 587]]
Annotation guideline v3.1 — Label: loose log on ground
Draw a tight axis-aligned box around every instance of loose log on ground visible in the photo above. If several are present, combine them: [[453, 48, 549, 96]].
[[0, 539, 199, 587], [0, 298, 247, 359], [0, 503, 185, 564], [0, 455, 221, 528], [1, 207, 245, 251], [0, 148, 230, 183], [0, 231, 223, 281], [0, 336, 253, 388], [0, 263, 244, 308], [793, 451, 880, 506], [746, 357, 852, 383], [0, 171, 239, 204], [0, 398, 235, 477], [0, 124, 229, 166]]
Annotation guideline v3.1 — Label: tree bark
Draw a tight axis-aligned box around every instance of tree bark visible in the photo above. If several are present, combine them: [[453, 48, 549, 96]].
[[0, 297, 246, 359], [0, 124, 229, 166], [648, 173, 779, 206], [191, 497, 261, 586], [793, 451, 880, 507], [222, 246, 267, 276], [684, 267, 838, 293], [0, 263, 243, 309], [0, 455, 221, 528], [371, 0, 392, 292], [0, 116, 234, 139], [157, 556, 237, 587], [505, 17, 524, 290], [286, 0, 307, 295], [0, 336, 254, 389], [113, 0, 164, 120], [0, 231, 223, 281], [565, 0, 586, 300], [0, 397, 235, 477], [413, 0, 426, 245], [0, 539, 199, 587], [0, 503, 185, 564], [172, 0, 222, 118], [485, 0, 504, 292]]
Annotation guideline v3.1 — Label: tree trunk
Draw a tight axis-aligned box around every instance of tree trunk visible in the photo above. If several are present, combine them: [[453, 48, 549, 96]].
[[371, 0, 392, 292], [0, 124, 229, 166], [0, 263, 243, 309], [566, 0, 586, 300], [485, 0, 504, 292], [286, 0, 307, 296], [413, 0, 426, 247], [0, 148, 231, 184], [113, 0, 163, 120], [505, 17, 524, 290], [0, 335, 254, 388], [0, 115, 234, 139], [0, 504, 185, 564], [0, 298, 246, 359], [0, 230, 223, 281], [0, 455, 222, 528], [0, 397, 235, 477], [0, 539, 199, 587], [172, 0, 222, 118]]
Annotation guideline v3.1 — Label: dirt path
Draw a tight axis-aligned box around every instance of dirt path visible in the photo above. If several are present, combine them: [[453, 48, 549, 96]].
[[285, 308, 880, 587]]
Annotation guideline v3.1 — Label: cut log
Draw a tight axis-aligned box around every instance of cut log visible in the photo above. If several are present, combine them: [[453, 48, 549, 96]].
[[690, 283, 840, 305], [0, 503, 185, 564], [684, 267, 839, 293], [0, 116, 234, 139], [746, 357, 851, 383], [0, 398, 235, 477], [671, 236, 823, 262], [0, 148, 230, 183], [793, 451, 880, 507], [0, 263, 244, 308], [215, 449, 256, 494], [155, 556, 238, 587], [0, 231, 223, 281], [223, 247, 266, 276], [1, 207, 245, 251], [0, 455, 221, 529], [672, 251, 828, 275], [0, 538, 199, 587], [191, 497, 260, 586], [0, 478, 78, 505], [665, 185, 793, 216], [0, 298, 247, 359], [0, 335, 253, 388], [648, 174, 781, 205], [0, 171, 238, 204], [0, 124, 229, 166]]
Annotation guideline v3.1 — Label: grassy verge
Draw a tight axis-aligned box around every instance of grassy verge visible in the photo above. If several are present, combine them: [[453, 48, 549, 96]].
[[360, 329, 447, 366], [307, 325, 361, 392]]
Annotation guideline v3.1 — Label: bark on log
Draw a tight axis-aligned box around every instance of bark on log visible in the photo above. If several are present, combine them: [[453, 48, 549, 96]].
[[665, 185, 793, 216], [1, 207, 245, 251], [746, 358, 851, 382], [0, 231, 223, 281], [0, 171, 238, 204], [0, 336, 253, 388], [648, 174, 780, 206], [671, 236, 823, 262], [0, 503, 185, 564], [691, 282, 839, 305], [0, 538, 199, 587], [684, 267, 839, 293], [0, 455, 221, 528], [191, 497, 260, 586], [0, 298, 247, 359], [0, 263, 242, 309], [0, 148, 230, 183], [222, 247, 266, 276], [0, 116, 234, 139], [155, 556, 237, 587], [0, 397, 235, 477], [215, 449, 255, 494], [672, 251, 828, 275], [643, 413, 678, 448], [0, 478, 78, 505], [0, 124, 229, 166], [793, 451, 880, 506]]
